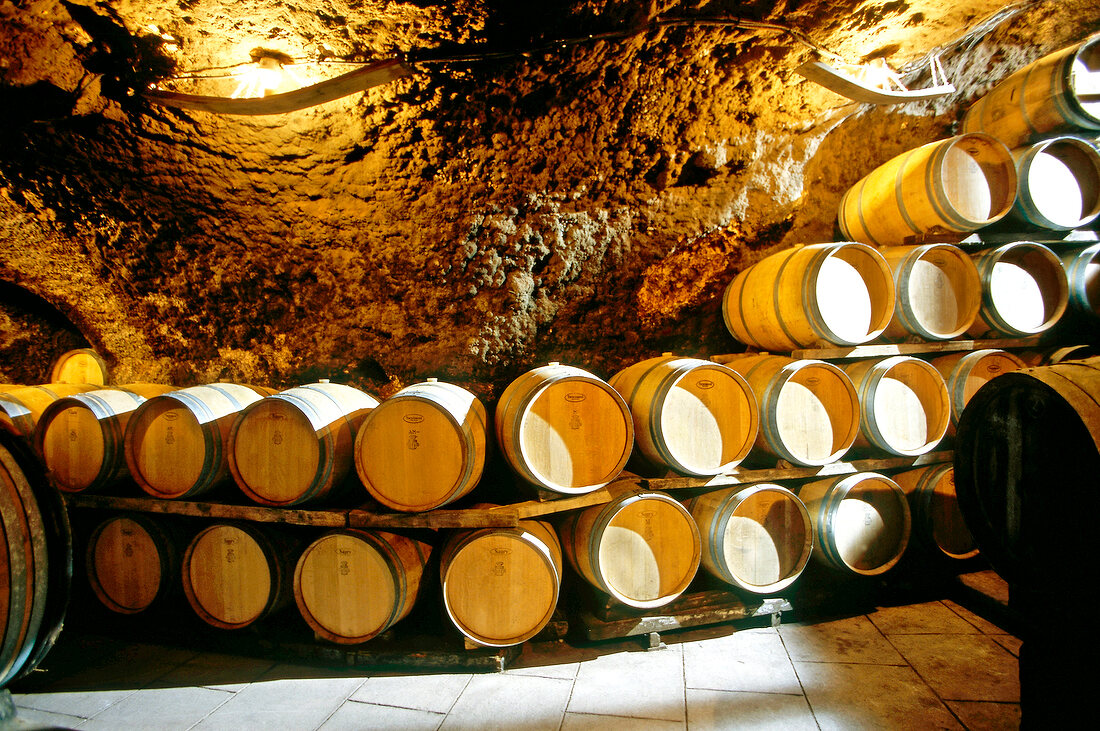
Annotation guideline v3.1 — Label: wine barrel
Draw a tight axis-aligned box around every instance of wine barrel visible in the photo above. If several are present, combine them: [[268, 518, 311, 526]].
[[684, 484, 812, 594], [960, 36, 1100, 149], [878, 244, 982, 341], [0, 384, 101, 440], [354, 379, 487, 512], [842, 356, 951, 457], [608, 355, 758, 476], [559, 490, 700, 609], [1059, 242, 1100, 322], [797, 472, 911, 576], [230, 382, 379, 507], [837, 134, 1017, 246], [125, 383, 273, 499], [293, 529, 430, 645], [1009, 136, 1100, 230], [0, 431, 71, 688], [48, 349, 109, 386], [85, 513, 180, 614], [181, 522, 293, 630], [968, 242, 1068, 338], [34, 385, 176, 494], [440, 519, 561, 647], [724, 355, 860, 467], [722, 242, 895, 351], [1017, 344, 1098, 367], [893, 464, 978, 561], [495, 363, 633, 495], [931, 349, 1026, 426]]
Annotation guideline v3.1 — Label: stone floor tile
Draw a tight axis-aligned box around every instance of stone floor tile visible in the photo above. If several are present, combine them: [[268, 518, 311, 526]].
[[779, 615, 905, 665], [506, 661, 581, 680], [990, 634, 1022, 657], [11, 689, 135, 720], [3, 705, 86, 730], [567, 645, 685, 722], [439, 673, 572, 731], [316, 699, 445, 731], [682, 627, 802, 695], [794, 661, 962, 730], [74, 686, 233, 730], [189, 675, 366, 730], [561, 711, 685, 730], [12, 639, 199, 694], [890, 634, 1019, 702], [941, 599, 1012, 636], [349, 673, 472, 714], [868, 601, 980, 635], [148, 651, 278, 692], [686, 688, 818, 731], [944, 700, 1022, 730]]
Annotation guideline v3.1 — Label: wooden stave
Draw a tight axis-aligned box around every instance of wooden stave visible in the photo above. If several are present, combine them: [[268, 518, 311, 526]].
[[1059, 242, 1100, 321], [0, 384, 102, 440], [354, 380, 487, 512], [1009, 136, 1100, 230], [608, 355, 759, 477], [878, 243, 983, 341], [48, 349, 109, 386], [893, 464, 979, 561], [842, 356, 952, 457], [84, 512, 180, 615], [722, 243, 896, 352], [930, 349, 1027, 427], [967, 242, 1069, 339]]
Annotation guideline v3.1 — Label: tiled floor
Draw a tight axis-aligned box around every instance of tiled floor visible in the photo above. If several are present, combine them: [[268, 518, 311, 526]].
[[3, 578, 1021, 730]]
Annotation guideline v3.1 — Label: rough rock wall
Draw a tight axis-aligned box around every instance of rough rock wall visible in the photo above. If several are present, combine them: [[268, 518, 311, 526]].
[[2, 0, 1099, 399]]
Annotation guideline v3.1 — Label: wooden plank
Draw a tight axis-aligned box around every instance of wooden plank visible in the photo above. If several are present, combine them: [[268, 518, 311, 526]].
[[713, 340, 1042, 362], [143, 59, 412, 116], [65, 494, 349, 527], [578, 590, 792, 641], [795, 60, 955, 105], [348, 506, 520, 529]]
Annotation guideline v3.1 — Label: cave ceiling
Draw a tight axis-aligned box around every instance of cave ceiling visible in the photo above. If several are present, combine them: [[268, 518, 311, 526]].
[[1, 0, 1098, 394]]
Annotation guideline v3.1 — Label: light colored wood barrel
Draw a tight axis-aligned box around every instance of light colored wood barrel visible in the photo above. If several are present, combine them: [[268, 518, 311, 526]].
[[893, 464, 978, 561], [125, 383, 273, 499], [1017, 344, 1098, 367], [294, 529, 430, 645], [0, 384, 101, 440], [559, 490, 700, 609], [724, 355, 860, 467], [182, 522, 292, 630], [48, 349, 108, 386], [684, 484, 812, 594], [355, 379, 487, 512], [961, 37, 1100, 150], [878, 244, 982, 341], [230, 382, 379, 507], [842, 356, 951, 457], [608, 355, 758, 476], [968, 242, 1069, 338], [85, 513, 179, 614], [838, 134, 1017, 246], [930, 349, 1026, 426], [34, 385, 176, 494], [1059, 242, 1100, 322], [797, 472, 911, 576], [722, 243, 895, 351], [495, 363, 633, 495], [440, 519, 561, 647], [1010, 136, 1100, 230]]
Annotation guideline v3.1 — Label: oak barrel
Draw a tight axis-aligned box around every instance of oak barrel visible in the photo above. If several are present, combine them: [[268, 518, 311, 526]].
[[125, 383, 273, 499], [0, 384, 101, 440], [837, 134, 1017, 246], [85, 513, 180, 614], [1009, 136, 1100, 230], [355, 379, 487, 512], [724, 355, 860, 467], [893, 464, 978, 561], [608, 355, 758, 476], [960, 36, 1100, 149], [842, 356, 951, 457], [182, 522, 293, 630], [878, 244, 982, 341], [440, 519, 562, 647], [0, 431, 71, 688], [35, 385, 176, 494], [48, 349, 108, 386], [1017, 344, 1098, 367], [495, 363, 633, 495], [294, 529, 430, 645], [559, 490, 700, 609], [1059, 242, 1100, 322], [797, 472, 911, 576], [968, 242, 1068, 338], [230, 382, 379, 507], [931, 349, 1026, 426], [722, 242, 895, 351], [684, 484, 812, 594]]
